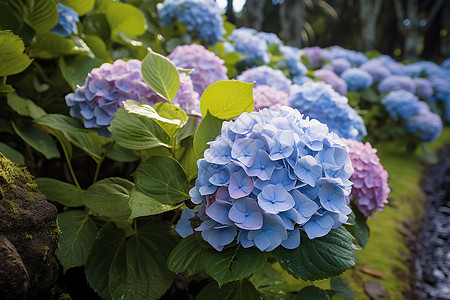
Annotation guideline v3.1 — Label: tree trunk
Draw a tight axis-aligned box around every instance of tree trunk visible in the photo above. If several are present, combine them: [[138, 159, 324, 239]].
[[359, 0, 383, 51], [243, 0, 266, 30], [442, 1, 450, 57], [279, 0, 305, 47], [225, 0, 236, 24]]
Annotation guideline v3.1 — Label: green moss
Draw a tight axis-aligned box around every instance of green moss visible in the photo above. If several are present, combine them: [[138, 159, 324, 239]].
[[24, 233, 32, 239], [42, 245, 49, 261], [0, 153, 38, 197]]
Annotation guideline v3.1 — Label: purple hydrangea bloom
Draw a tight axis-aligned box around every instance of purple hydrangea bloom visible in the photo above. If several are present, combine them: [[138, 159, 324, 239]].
[[327, 58, 351, 75], [51, 3, 79, 37], [413, 78, 433, 99], [430, 77, 450, 121], [381, 90, 422, 120], [343, 139, 390, 218], [237, 66, 292, 94], [329, 46, 368, 67], [302, 46, 332, 68], [278, 45, 308, 80], [168, 44, 228, 95], [157, 0, 225, 45], [65, 59, 155, 136], [442, 58, 450, 70], [289, 82, 367, 141], [340, 68, 373, 91], [377, 75, 416, 94], [370, 55, 407, 75], [314, 69, 348, 96], [360, 60, 392, 83], [253, 85, 289, 111], [405, 102, 443, 142], [178, 106, 354, 251], [227, 27, 270, 66]]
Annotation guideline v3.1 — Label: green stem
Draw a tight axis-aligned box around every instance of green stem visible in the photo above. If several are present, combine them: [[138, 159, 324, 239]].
[[92, 141, 116, 184], [2, 76, 6, 85], [65, 149, 81, 189]]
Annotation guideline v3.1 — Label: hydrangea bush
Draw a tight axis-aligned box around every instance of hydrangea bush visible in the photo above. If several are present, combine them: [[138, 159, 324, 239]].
[[51, 3, 79, 37], [252, 85, 289, 110], [237, 65, 292, 94]]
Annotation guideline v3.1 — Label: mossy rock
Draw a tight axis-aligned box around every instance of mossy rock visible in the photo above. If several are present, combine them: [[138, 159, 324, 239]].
[[0, 154, 60, 299]]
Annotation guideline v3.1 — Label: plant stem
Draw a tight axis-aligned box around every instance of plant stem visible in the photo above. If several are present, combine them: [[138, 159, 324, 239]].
[[2, 76, 6, 85], [65, 150, 81, 189], [92, 141, 115, 184]]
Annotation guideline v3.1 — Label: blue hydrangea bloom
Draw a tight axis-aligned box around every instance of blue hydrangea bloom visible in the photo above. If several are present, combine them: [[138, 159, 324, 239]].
[[405, 61, 446, 78], [329, 46, 368, 67], [302, 46, 332, 68], [381, 90, 422, 120], [237, 66, 292, 94], [278, 45, 308, 80], [257, 31, 281, 45], [378, 75, 416, 94], [430, 77, 450, 121], [51, 3, 79, 37], [178, 106, 354, 251], [157, 0, 225, 45], [413, 78, 433, 99], [405, 103, 443, 142], [327, 58, 351, 75], [370, 55, 407, 75], [314, 69, 348, 96], [360, 60, 392, 83], [340, 68, 373, 91], [227, 27, 270, 66], [289, 82, 367, 141]]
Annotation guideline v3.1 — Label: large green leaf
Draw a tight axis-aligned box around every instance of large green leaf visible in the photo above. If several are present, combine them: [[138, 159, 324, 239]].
[[105, 2, 146, 41], [6, 93, 46, 119], [83, 177, 133, 218], [0, 31, 33, 76], [128, 188, 182, 219], [330, 277, 355, 300], [63, 130, 105, 161], [179, 144, 198, 180], [12, 122, 60, 159], [106, 143, 139, 162], [34, 113, 85, 132], [133, 156, 190, 205], [196, 279, 262, 300], [28, 32, 82, 59], [109, 108, 171, 150], [167, 235, 204, 276], [56, 210, 98, 272], [294, 286, 331, 300], [202, 245, 267, 286], [59, 55, 103, 90], [200, 80, 254, 120], [273, 227, 358, 281], [60, 0, 95, 15], [83, 35, 111, 61], [141, 50, 179, 102], [344, 204, 369, 249], [0, 142, 25, 164], [193, 112, 223, 159], [85, 221, 177, 300], [23, 0, 58, 33], [36, 177, 83, 207]]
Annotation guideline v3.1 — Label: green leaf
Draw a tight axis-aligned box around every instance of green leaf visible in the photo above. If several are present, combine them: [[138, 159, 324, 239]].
[[60, 0, 95, 16], [12, 122, 60, 160], [128, 188, 182, 219], [6, 93, 46, 119], [196, 279, 262, 300], [83, 13, 111, 44], [203, 245, 267, 286], [193, 112, 223, 159], [250, 263, 292, 299], [106, 143, 139, 162], [64, 130, 105, 161], [273, 227, 358, 281], [83, 178, 133, 218], [35, 177, 83, 207], [133, 156, 190, 205], [177, 67, 194, 75], [330, 277, 355, 300], [28, 32, 82, 59], [344, 203, 369, 249], [109, 108, 171, 150], [179, 144, 198, 180], [23, 0, 58, 33], [0, 142, 24, 164], [85, 221, 177, 300], [141, 49, 179, 102], [105, 2, 146, 41], [34, 113, 84, 132], [294, 286, 331, 300], [0, 30, 33, 76], [56, 210, 98, 272], [200, 80, 254, 120], [83, 35, 111, 61], [59, 55, 103, 90], [167, 235, 204, 276]]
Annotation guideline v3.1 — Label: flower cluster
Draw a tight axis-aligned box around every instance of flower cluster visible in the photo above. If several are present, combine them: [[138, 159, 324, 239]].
[[157, 0, 225, 45], [237, 66, 292, 94], [327, 58, 351, 75], [302, 46, 332, 68], [343, 139, 390, 218], [329, 46, 368, 67], [227, 28, 270, 66], [430, 77, 450, 121], [360, 60, 391, 83], [413, 78, 433, 99], [406, 61, 446, 78], [289, 82, 367, 141], [257, 31, 281, 45], [278, 45, 308, 83], [405, 103, 443, 142], [378, 75, 416, 94], [177, 106, 354, 251], [314, 69, 348, 96], [381, 90, 421, 120], [65, 59, 155, 136], [340, 68, 373, 91], [253, 85, 289, 110], [51, 3, 79, 37], [168, 44, 228, 95]]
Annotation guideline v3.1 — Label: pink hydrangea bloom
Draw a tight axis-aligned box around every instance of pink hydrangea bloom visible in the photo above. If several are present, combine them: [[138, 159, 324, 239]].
[[343, 139, 390, 217], [252, 85, 289, 111]]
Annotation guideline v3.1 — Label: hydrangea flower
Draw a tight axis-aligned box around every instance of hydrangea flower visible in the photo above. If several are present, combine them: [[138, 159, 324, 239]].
[[51, 3, 79, 37], [253, 85, 289, 111], [405, 103, 443, 142], [168, 44, 228, 95], [314, 69, 348, 96], [65, 59, 155, 136], [278, 45, 308, 81], [360, 60, 391, 83], [327, 58, 351, 75], [302, 46, 332, 68], [289, 82, 367, 141], [377, 75, 416, 94], [340, 68, 373, 91], [429, 77, 450, 121], [157, 0, 225, 45], [381, 90, 422, 120], [405, 61, 446, 78], [442, 58, 450, 70], [227, 27, 270, 66], [329, 46, 368, 67], [343, 139, 390, 218], [178, 106, 354, 251], [257, 31, 281, 45], [370, 55, 407, 75], [237, 66, 292, 94], [413, 78, 433, 99]]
